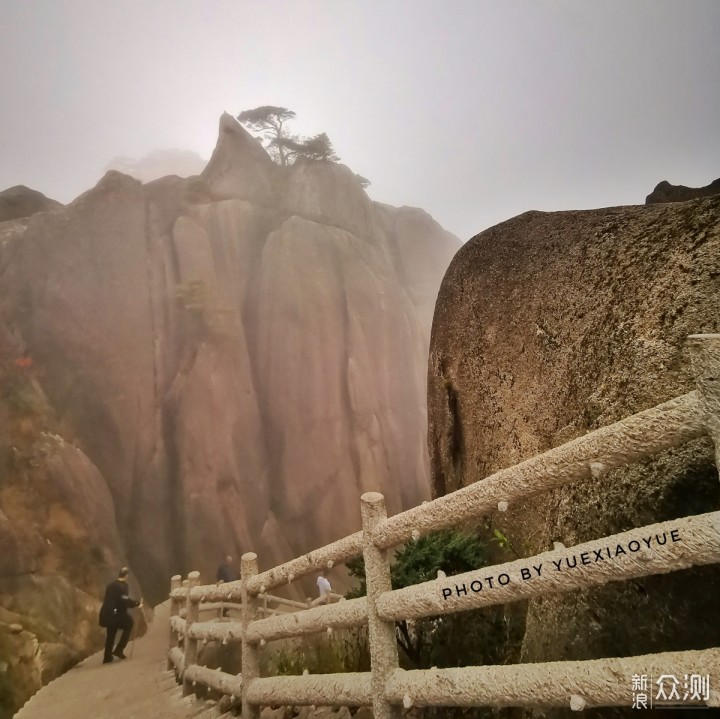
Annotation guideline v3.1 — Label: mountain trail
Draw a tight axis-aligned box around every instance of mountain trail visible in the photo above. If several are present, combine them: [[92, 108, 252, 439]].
[[13, 602, 227, 719]]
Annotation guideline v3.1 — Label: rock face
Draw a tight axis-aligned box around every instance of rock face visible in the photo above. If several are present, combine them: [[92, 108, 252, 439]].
[[427, 196, 720, 700], [646, 177, 720, 204], [0, 113, 459, 710], [0, 315, 134, 718]]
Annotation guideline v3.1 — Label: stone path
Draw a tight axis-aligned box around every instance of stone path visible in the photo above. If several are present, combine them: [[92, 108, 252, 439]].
[[14, 602, 233, 719]]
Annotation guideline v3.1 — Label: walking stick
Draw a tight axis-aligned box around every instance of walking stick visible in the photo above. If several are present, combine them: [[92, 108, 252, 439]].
[[130, 599, 144, 659], [129, 619, 137, 658]]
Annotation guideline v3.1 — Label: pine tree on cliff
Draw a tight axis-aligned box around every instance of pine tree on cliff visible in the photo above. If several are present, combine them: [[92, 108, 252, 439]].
[[275, 132, 340, 163], [237, 106, 296, 166], [237, 106, 342, 166]]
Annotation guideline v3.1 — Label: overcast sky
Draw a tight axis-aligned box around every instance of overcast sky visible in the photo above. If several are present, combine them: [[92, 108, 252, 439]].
[[1, 0, 718, 240]]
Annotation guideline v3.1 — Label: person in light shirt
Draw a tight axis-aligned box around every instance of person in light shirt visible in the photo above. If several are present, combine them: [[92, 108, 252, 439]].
[[316, 571, 332, 604]]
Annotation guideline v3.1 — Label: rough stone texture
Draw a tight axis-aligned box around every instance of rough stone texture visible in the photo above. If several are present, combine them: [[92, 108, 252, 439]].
[[0, 185, 62, 223], [241, 553, 260, 719], [361, 493, 400, 719], [646, 177, 720, 204], [0, 114, 459, 712], [248, 532, 363, 595], [688, 334, 720, 470], [245, 597, 367, 643], [376, 392, 704, 549], [427, 196, 720, 714], [183, 663, 242, 699], [376, 511, 720, 620], [384, 649, 719, 708], [246, 673, 372, 706]]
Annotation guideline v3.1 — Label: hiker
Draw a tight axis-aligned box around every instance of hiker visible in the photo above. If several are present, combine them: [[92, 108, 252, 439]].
[[316, 570, 332, 604], [216, 555, 239, 584], [216, 555, 239, 617], [99, 567, 142, 664]]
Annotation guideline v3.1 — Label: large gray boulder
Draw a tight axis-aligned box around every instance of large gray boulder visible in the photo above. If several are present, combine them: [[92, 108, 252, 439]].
[[427, 196, 720, 711]]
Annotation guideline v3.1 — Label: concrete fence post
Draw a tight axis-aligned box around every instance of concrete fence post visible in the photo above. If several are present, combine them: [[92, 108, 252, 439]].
[[167, 574, 182, 670], [182, 570, 201, 696], [361, 492, 401, 719], [688, 333, 720, 475], [241, 552, 260, 719]]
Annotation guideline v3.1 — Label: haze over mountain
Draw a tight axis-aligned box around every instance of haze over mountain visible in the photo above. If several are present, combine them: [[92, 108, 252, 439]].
[[1, 2, 719, 715], [2, 2, 718, 240], [105, 149, 208, 183]]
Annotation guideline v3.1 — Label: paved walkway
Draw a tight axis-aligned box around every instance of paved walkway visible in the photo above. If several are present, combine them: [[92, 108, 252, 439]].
[[14, 602, 231, 719]]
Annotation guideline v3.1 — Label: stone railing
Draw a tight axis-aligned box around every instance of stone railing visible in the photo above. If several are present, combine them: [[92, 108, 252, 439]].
[[167, 334, 720, 715]]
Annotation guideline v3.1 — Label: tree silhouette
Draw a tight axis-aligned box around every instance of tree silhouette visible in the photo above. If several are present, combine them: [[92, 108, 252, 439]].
[[237, 106, 346, 168], [237, 106, 296, 166], [276, 132, 340, 163]]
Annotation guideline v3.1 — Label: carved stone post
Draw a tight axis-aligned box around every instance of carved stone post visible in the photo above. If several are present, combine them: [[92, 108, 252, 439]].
[[361, 492, 400, 719], [182, 570, 201, 696], [688, 334, 720, 475], [167, 574, 182, 670], [241, 552, 260, 719]]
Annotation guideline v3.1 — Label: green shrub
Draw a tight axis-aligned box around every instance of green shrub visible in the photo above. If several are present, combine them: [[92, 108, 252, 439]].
[[346, 529, 522, 669]]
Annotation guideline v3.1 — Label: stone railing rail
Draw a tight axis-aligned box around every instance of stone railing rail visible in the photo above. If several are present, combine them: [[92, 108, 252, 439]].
[[167, 334, 720, 716]]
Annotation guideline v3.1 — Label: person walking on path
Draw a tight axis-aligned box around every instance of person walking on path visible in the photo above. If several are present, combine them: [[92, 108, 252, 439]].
[[316, 571, 332, 604], [216, 554, 239, 584], [99, 567, 142, 664], [216, 555, 239, 616]]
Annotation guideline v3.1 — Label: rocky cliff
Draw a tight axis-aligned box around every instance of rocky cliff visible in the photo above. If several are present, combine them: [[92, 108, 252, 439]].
[[0, 186, 61, 223], [0, 114, 458, 713], [646, 177, 720, 204], [428, 195, 720, 715]]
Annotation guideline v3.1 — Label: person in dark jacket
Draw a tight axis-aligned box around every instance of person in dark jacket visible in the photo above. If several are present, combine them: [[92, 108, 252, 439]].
[[216, 555, 238, 617], [216, 555, 238, 584], [99, 567, 142, 664]]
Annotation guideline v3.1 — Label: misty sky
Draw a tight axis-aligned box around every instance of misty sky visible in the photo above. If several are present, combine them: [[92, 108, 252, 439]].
[[1, 1, 719, 241]]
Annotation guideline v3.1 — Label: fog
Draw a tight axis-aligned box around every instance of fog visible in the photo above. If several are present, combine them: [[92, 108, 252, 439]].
[[1, 0, 718, 240]]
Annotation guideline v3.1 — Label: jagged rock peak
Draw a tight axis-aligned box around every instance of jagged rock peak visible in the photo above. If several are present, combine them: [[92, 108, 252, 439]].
[[0, 185, 62, 222], [216, 112, 274, 164], [200, 112, 275, 202], [645, 177, 720, 204]]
